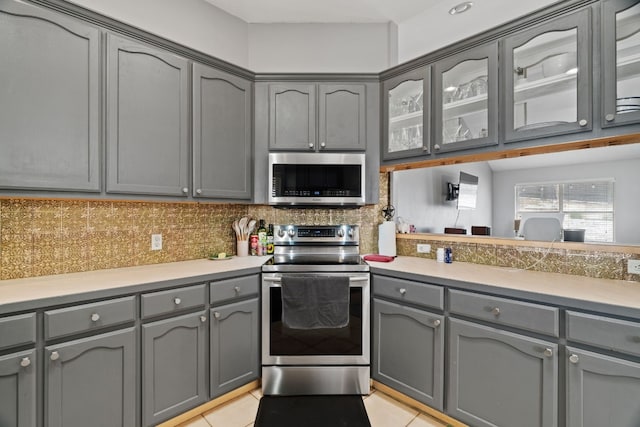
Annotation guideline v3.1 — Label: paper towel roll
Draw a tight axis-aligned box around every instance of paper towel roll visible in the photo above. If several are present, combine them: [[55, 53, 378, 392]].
[[378, 221, 397, 257]]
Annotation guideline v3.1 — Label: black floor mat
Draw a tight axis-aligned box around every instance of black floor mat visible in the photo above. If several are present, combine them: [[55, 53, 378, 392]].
[[254, 395, 371, 427]]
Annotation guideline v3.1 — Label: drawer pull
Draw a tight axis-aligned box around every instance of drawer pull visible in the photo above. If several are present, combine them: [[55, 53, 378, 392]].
[[20, 357, 31, 368], [399, 288, 407, 296], [234, 286, 241, 294], [200, 315, 207, 323], [90, 313, 100, 322], [50, 351, 60, 361], [491, 307, 501, 316], [174, 297, 182, 305], [432, 319, 441, 327], [213, 311, 221, 319], [543, 348, 553, 357], [569, 354, 580, 364]]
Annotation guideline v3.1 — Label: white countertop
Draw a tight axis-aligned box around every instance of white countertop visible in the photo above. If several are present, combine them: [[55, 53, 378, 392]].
[[367, 256, 640, 311], [0, 257, 269, 307]]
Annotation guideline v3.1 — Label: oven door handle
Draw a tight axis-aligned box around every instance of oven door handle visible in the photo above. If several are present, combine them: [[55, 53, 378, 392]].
[[263, 275, 369, 283]]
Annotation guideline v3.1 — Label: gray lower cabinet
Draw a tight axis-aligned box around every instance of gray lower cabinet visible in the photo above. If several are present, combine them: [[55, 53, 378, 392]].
[[372, 298, 444, 410], [210, 298, 259, 398], [142, 311, 207, 426], [566, 347, 640, 427], [45, 328, 136, 427], [0, 0, 100, 192], [0, 349, 36, 427], [192, 64, 252, 200], [106, 34, 190, 196], [447, 318, 558, 427]]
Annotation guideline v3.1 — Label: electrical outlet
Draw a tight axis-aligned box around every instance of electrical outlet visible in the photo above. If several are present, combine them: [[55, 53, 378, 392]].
[[417, 244, 431, 253], [151, 234, 162, 251], [628, 260, 640, 275]]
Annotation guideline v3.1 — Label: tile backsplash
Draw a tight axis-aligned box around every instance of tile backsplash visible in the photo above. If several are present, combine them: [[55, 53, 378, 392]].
[[0, 174, 389, 280]]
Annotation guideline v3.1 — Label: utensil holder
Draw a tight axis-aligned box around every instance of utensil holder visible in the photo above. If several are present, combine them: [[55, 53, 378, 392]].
[[236, 240, 249, 257]]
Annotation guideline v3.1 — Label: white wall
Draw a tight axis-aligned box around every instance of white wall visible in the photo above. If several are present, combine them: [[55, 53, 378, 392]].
[[492, 159, 640, 244], [391, 162, 493, 234], [248, 23, 394, 72], [67, 0, 249, 68], [397, 0, 560, 64]]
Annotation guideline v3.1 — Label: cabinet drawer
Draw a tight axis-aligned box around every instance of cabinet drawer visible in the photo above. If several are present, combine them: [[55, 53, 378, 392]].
[[210, 275, 259, 305], [142, 283, 206, 319], [0, 313, 36, 350], [44, 296, 135, 340], [567, 311, 640, 357], [448, 289, 559, 337], [373, 275, 444, 311]]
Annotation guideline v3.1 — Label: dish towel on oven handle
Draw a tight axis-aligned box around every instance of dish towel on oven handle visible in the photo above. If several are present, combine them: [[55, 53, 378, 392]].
[[281, 275, 350, 329]]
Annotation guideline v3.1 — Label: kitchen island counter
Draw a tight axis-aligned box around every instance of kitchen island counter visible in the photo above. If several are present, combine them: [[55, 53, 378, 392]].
[[0, 257, 270, 314], [367, 256, 640, 318]]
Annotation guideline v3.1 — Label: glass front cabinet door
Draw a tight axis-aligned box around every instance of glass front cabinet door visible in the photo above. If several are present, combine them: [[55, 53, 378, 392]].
[[503, 9, 592, 142], [602, 0, 640, 127], [433, 42, 498, 153], [383, 67, 430, 161]]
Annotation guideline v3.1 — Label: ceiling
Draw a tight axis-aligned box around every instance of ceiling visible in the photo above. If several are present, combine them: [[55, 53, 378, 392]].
[[202, 0, 441, 24]]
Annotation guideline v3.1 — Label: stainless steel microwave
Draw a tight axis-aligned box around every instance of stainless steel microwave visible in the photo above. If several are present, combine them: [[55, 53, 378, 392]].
[[268, 152, 365, 207]]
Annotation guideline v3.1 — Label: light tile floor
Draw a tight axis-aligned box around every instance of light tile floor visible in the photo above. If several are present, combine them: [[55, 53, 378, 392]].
[[178, 388, 448, 427]]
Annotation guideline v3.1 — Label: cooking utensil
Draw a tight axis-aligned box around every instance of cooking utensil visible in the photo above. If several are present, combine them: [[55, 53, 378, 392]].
[[238, 217, 249, 239]]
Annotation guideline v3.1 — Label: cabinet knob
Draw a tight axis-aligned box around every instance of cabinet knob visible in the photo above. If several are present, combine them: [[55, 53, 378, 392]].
[[308, 142, 314, 149], [569, 354, 579, 364], [174, 297, 181, 305], [213, 311, 221, 319], [432, 319, 441, 327], [234, 286, 241, 294], [605, 113, 615, 122], [196, 189, 202, 195], [320, 142, 326, 149], [543, 348, 553, 357], [200, 315, 207, 323], [434, 144, 441, 151], [50, 351, 60, 361], [20, 357, 31, 368], [90, 313, 100, 322], [182, 187, 189, 193], [491, 307, 501, 316], [578, 119, 588, 127], [399, 288, 407, 296]]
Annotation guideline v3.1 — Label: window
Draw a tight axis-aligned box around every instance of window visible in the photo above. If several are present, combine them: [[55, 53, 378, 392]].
[[515, 179, 614, 242]]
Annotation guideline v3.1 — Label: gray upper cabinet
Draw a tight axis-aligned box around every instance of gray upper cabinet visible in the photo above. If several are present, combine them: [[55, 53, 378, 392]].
[[382, 67, 431, 161], [0, 0, 100, 192], [566, 347, 640, 427], [602, 0, 640, 128], [433, 42, 499, 153], [318, 84, 366, 151], [142, 311, 207, 426], [372, 298, 444, 410], [193, 64, 252, 200], [447, 318, 558, 427], [268, 83, 367, 152], [0, 349, 36, 427], [210, 298, 259, 398], [503, 9, 592, 142], [268, 83, 317, 151], [46, 328, 136, 427], [106, 34, 190, 196]]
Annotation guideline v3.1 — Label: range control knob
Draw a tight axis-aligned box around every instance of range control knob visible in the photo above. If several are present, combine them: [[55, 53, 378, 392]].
[[337, 228, 345, 237], [277, 228, 286, 238], [288, 228, 296, 237], [347, 228, 354, 238]]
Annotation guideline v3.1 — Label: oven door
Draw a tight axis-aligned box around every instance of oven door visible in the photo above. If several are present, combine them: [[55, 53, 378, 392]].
[[261, 272, 370, 366]]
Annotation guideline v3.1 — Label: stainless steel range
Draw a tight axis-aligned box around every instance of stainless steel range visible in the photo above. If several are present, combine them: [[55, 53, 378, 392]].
[[261, 224, 370, 395]]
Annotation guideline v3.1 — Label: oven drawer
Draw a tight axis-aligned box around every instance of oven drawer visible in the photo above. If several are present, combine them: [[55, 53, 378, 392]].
[[448, 289, 559, 337], [141, 284, 206, 319], [45, 296, 135, 340], [211, 275, 259, 305], [0, 312, 36, 350], [373, 275, 444, 311], [567, 311, 640, 357]]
